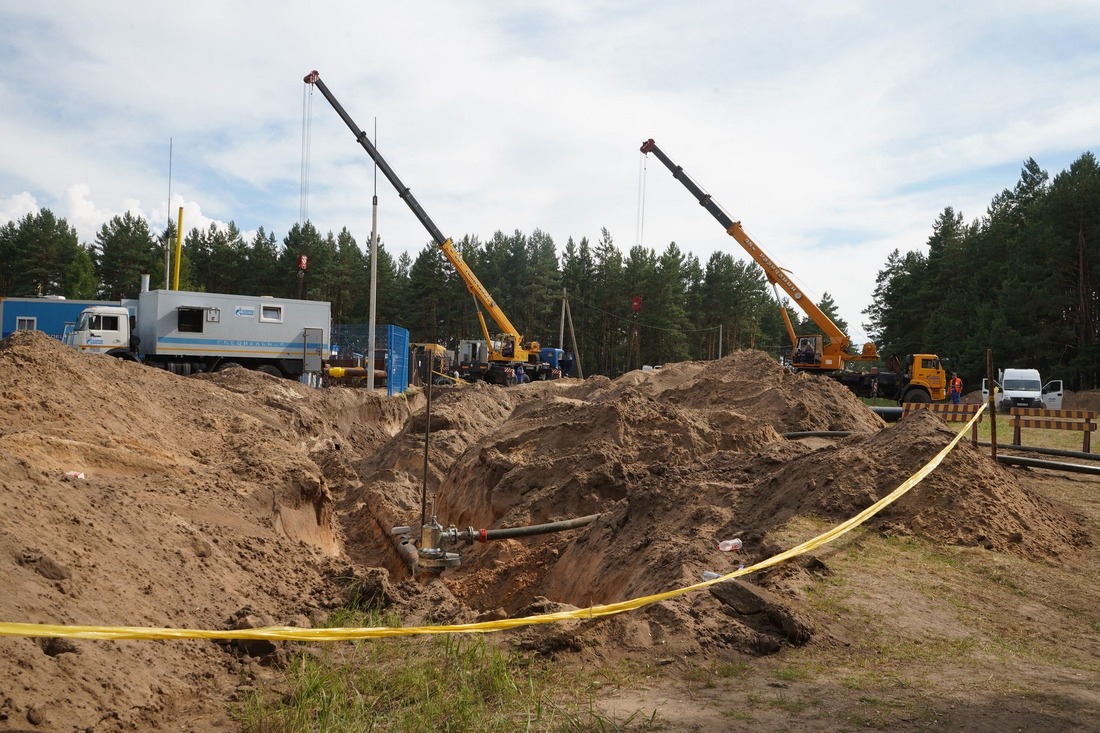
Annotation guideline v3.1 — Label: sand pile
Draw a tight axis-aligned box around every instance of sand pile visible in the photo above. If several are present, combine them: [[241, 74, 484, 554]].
[[344, 351, 1088, 659], [0, 331, 418, 729], [0, 331, 1091, 728]]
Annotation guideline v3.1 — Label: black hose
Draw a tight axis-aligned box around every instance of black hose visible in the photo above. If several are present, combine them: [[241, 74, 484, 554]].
[[871, 406, 903, 422], [996, 455, 1100, 475], [481, 513, 600, 541], [978, 442, 1098, 462]]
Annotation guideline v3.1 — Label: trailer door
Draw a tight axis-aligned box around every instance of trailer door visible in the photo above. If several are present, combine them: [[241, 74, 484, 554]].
[[303, 327, 324, 372]]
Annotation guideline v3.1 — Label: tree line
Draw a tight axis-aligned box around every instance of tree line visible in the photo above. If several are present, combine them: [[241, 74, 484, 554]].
[[0, 209, 846, 378], [864, 152, 1100, 391], [3, 150, 1095, 384]]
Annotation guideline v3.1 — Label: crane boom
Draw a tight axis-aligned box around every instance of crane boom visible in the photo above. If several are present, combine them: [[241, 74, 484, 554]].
[[639, 138, 878, 370], [304, 70, 534, 370]]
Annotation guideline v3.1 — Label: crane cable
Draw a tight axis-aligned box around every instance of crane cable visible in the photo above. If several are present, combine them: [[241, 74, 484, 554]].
[[300, 82, 314, 225], [635, 151, 648, 247]]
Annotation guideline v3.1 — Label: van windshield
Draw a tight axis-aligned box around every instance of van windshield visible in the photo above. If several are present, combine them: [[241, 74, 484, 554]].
[[1004, 379, 1041, 391]]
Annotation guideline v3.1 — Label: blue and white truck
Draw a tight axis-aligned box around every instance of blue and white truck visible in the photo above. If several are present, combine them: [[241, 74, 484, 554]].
[[64, 289, 330, 379]]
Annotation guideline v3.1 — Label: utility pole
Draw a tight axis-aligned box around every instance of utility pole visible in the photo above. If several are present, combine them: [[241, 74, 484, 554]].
[[366, 119, 379, 391]]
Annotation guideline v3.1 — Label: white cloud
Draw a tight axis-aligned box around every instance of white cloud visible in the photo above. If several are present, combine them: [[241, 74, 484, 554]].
[[0, 192, 39, 225]]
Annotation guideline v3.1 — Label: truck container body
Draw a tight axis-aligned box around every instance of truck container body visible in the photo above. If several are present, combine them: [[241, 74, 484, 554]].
[[66, 290, 330, 379]]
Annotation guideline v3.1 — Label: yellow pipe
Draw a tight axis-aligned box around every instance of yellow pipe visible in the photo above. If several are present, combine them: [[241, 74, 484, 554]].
[[173, 207, 183, 290], [327, 366, 386, 381]]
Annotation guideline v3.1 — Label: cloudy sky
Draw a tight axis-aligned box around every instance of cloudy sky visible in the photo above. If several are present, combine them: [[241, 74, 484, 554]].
[[2, 1, 1098, 343]]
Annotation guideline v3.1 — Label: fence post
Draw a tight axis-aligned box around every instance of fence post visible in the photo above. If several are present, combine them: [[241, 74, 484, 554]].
[[987, 349, 996, 460]]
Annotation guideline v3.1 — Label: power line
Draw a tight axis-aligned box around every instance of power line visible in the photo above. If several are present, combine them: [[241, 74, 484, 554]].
[[300, 83, 314, 224], [568, 294, 720, 334]]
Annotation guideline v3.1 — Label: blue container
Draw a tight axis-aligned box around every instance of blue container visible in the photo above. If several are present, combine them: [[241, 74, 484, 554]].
[[0, 297, 117, 340], [376, 324, 409, 396]]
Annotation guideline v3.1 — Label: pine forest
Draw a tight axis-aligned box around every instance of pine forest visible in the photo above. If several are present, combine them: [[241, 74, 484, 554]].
[[1, 152, 1098, 387]]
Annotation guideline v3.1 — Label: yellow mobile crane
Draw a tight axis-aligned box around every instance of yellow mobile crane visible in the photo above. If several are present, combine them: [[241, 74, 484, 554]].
[[640, 138, 878, 372], [304, 71, 564, 385], [640, 139, 946, 403]]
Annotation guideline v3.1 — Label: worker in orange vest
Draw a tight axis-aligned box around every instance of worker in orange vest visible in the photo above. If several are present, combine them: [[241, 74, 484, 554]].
[[949, 373, 963, 405]]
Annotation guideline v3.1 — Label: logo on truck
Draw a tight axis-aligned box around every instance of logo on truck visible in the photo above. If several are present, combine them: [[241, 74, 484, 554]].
[[234, 306, 256, 318]]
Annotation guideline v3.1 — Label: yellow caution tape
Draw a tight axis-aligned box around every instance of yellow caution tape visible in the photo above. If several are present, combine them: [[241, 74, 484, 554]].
[[0, 405, 984, 642]]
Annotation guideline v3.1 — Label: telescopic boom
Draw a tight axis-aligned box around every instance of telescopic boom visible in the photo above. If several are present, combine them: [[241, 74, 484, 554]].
[[304, 70, 533, 365], [640, 138, 878, 370]]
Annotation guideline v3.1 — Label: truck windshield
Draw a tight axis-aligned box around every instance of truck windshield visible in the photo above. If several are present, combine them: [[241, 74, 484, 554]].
[[1004, 379, 1041, 391]]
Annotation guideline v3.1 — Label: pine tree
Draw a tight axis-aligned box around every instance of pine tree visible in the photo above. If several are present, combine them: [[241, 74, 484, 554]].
[[95, 212, 159, 299]]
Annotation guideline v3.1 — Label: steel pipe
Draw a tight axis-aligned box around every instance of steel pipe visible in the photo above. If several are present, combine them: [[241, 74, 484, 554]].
[[996, 455, 1100, 475], [979, 442, 1099, 462]]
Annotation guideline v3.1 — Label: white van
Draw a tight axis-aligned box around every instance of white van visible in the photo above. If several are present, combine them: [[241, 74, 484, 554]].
[[981, 368, 1063, 412]]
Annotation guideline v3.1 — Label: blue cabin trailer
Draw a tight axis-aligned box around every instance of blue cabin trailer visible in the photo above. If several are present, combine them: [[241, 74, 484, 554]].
[[0, 297, 120, 341]]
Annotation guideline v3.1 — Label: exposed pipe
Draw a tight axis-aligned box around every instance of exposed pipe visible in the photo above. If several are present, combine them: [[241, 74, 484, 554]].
[[481, 513, 600, 541], [979, 442, 1099, 462], [326, 366, 387, 382], [445, 513, 601, 545], [996, 455, 1100, 475], [390, 527, 419, 573], [871, 406, 903, 422]]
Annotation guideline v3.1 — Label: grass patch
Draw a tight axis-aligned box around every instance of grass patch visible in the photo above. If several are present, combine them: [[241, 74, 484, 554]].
[[233, 607, 663, 733], [973, 412, 1093, 453]]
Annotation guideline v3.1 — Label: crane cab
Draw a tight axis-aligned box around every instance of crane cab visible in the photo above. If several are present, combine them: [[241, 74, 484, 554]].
[[791, 334, 823, 368]]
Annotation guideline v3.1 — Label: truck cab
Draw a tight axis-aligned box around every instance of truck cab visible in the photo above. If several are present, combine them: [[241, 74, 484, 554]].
[[982, 368, 1063, 412], [899, 353, 947, 403], [64, 306, 134, 356]]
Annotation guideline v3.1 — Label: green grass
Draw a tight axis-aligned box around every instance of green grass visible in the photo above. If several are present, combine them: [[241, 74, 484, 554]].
[[232, 607, 664, 733], [974, 411, 1094, 453]]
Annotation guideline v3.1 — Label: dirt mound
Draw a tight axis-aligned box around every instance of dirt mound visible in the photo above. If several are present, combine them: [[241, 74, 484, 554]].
[[579, 351, 885, 434], [0, 331, 421, 729], [0, 332, 1092, 727], [1064, 389, 1100, 412], [344, 351, 1088, 659], [749, 410, 1089, 559]]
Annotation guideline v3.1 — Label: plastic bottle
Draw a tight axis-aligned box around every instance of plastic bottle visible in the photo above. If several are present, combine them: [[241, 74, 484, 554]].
[[718, 538, 742, 552], [701, 571, 722, 581]]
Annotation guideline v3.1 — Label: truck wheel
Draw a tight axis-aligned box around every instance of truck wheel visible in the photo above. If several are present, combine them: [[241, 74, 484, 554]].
[[256, 365, 282, 378], [904, 390, 931, 404], [215, 361, 242, 372]]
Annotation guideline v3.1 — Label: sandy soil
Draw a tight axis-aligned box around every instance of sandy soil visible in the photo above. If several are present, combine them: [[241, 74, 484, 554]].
[[1, 331, 1098, 731]]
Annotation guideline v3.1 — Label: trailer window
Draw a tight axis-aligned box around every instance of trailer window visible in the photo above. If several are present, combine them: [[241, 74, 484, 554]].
[[16, 316, 36, 331], [177, 307, 204, 333], [260, 305, 283, 323]]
